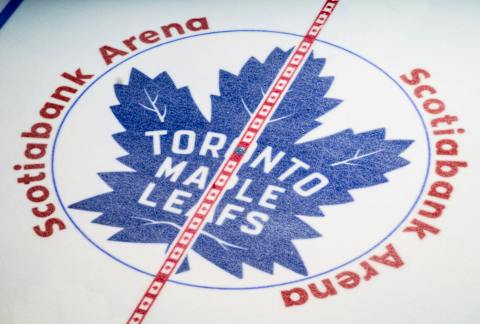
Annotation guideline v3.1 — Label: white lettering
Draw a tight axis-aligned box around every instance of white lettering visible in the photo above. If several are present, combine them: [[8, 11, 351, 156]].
[[155, 157, 187, 182], [235, 179, 254, 203], [138, 182, 157, 207], [278, 157, 310, 181], [172, 130, 196, 154], [259, 185, 285, 209], [145, 130, 168, 155], [241, 211, 269, 235], [293, 173, 329, 197], [183, 166, 209, 190], [199, 132, 227, 158], [163, 189, 192, 214], [215, 204, 243, 226], [250, 146, 285, 173]]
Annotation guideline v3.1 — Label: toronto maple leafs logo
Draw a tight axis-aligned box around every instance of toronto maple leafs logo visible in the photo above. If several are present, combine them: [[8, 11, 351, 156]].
[[70, 47, 412, 278]]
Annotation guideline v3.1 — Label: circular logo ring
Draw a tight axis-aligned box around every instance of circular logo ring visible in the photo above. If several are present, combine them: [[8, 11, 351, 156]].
[[51, 29, 431, 290]]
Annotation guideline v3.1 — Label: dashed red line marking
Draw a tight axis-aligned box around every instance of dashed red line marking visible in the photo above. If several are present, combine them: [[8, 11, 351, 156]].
[[127, 1, 340, 323]]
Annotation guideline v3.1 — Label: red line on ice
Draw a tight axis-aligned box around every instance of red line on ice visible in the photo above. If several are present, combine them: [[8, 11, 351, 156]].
[[127, 1, 340, 323]]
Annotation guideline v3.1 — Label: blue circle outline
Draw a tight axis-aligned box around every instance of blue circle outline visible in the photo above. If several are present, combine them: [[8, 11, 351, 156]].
[[51, 29, 431, 290]]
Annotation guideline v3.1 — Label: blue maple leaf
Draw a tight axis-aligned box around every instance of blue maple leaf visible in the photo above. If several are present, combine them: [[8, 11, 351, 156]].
[[70, 47, 412, 278]]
